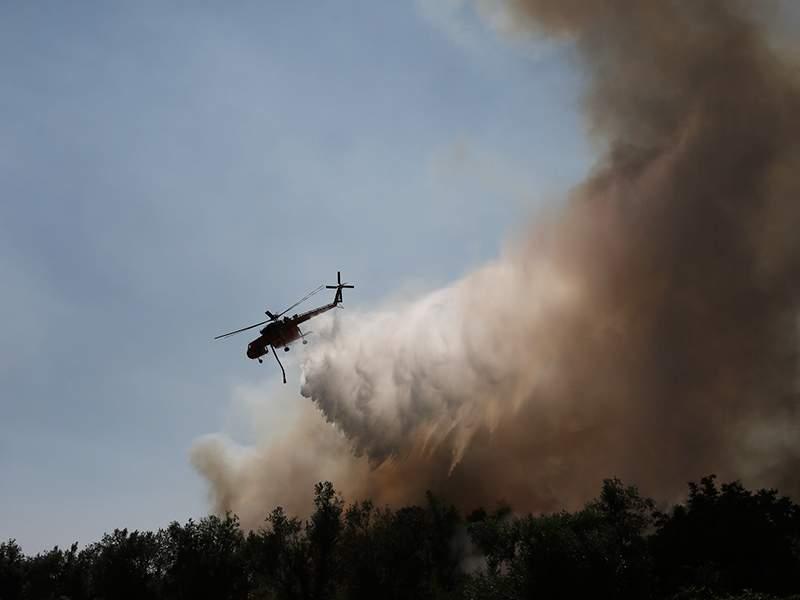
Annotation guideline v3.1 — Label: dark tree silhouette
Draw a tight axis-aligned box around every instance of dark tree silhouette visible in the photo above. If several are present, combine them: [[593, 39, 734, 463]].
[[307, 481, 344, 600], [652, 475, 800, 598], [87, 529, 162, 600], [0, 540, 25, 600], [466, 479, 655, 600], [3, 477, 800, 600], [24, 543, 89, 600], [160, 515, 247, 600]]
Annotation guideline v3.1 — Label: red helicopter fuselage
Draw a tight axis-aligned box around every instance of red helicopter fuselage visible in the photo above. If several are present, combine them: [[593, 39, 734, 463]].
[[246, 319, 304, 359]]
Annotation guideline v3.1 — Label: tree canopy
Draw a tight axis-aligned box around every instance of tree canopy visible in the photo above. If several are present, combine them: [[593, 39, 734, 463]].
[[2, 476, 799, 600]]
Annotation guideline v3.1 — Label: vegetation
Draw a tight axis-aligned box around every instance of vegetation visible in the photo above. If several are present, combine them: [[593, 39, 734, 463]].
[[2, 477, 799, 600]]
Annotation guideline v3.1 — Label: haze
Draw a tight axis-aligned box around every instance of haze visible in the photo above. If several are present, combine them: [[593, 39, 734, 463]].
[[1, 2, 589, 551]]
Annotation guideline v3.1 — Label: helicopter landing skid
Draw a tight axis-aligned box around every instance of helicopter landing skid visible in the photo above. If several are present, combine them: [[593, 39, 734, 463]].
[[270, 343, 286, 384]]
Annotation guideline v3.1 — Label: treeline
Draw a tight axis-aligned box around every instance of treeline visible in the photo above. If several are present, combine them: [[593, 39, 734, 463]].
[[2, 476, 800, 600]]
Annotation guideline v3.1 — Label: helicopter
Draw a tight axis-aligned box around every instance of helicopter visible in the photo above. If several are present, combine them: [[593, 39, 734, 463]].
[[214, 271, 354, 383]]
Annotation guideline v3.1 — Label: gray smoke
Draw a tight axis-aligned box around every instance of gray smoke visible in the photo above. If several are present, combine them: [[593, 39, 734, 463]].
[[193, 0, 800, 527]]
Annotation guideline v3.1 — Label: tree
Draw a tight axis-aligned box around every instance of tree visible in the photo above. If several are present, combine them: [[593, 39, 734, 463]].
[[0, 540, 25, 600], [22, 543, 90, 600], [160, 515, 248, 600], [465, 479, 654, 600], [4, 476, 800, 600], [87, 529, 161, 600], [244, 506, 308, 600], [652, 476, 800, 597], [306, 481, 344, 600]]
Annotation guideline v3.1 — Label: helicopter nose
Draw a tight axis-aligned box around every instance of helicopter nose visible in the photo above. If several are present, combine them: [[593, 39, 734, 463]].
[[247, 344, 267, 360]]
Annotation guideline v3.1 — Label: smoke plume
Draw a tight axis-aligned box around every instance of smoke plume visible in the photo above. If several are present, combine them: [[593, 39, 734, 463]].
[[193, 0, 800, 527]]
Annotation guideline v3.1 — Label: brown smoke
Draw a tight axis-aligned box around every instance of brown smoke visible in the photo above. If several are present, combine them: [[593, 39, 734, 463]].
[[192, 0, 800, 527]]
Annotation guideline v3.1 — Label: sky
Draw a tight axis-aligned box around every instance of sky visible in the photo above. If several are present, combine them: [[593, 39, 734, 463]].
[[0, 0, 591, 552]]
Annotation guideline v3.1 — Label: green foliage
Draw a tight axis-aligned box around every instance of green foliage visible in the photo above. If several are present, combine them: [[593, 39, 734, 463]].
[[3, 477, 800, 600], [466, 479, 655, 600], [245, 506, 307, 599]]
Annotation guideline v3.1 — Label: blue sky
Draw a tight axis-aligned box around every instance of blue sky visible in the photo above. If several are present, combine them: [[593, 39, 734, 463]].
[[0, 1, 590, 552]]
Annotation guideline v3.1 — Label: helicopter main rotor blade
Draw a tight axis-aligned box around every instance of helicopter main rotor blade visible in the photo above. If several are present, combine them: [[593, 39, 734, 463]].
[[274, 284, 326, 319], [214, 319, 270, 340], [215, 281, 327, 340]]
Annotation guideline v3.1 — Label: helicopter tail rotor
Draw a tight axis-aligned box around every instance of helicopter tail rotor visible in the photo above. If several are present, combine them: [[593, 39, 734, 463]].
[[326, 271, 354, 305]]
